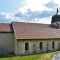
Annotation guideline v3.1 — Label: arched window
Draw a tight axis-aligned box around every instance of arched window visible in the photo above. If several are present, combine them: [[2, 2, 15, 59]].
[[40, 42, 43, 49], [25, 42, 29, 50], [52, 41, 55, 48]]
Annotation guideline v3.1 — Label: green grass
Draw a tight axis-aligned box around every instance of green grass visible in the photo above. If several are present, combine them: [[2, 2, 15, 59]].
[[0, 51, 60, 60], [0, 54, 42, 60]]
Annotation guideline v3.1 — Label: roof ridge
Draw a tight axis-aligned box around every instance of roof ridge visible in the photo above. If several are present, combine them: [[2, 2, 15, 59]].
[[12, 22, 49, 25]]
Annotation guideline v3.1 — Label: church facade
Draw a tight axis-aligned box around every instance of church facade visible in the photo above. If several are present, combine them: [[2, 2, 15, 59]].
[[0, 9, 60, 55]]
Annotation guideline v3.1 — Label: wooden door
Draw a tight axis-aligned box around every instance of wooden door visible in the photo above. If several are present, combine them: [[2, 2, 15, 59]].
[[33, 44, 36, 53]]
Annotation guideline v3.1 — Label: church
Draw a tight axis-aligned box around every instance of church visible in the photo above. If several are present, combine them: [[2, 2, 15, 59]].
[[0, 8, 60, 55]]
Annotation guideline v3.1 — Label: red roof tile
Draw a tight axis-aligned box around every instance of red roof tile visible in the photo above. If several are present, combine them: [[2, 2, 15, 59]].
[[12, 22, 60, 39], [0, 23, 13, 32]]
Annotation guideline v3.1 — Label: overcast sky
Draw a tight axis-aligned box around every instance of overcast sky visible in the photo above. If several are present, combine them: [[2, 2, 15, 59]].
[[0, 0, 60, 24]]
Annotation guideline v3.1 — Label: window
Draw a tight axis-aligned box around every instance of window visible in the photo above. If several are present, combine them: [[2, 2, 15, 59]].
[[25, 42, 29, 50], [52, 41, 55, 48], [40, 42, 43, 49]]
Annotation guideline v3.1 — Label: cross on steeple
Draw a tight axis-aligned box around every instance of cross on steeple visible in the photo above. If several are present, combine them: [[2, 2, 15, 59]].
[[57, 4, 58, 14]]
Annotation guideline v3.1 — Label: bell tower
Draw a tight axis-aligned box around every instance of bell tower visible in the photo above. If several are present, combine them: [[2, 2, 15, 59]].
[[51, 4, 60, 28]]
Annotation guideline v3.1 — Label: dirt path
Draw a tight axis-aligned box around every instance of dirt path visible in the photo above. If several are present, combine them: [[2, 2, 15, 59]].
[[51, 53, 60, 60], [38, 51, 60, 60]]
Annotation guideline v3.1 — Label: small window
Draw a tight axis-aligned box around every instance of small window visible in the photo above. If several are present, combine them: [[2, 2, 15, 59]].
[[52, 41, 55, 48], [40, 42, 43, 49], [25, 42, 29, 50]]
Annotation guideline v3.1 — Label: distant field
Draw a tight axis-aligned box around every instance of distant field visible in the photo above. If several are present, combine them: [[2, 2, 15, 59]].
[[0, 51, 60, 60]]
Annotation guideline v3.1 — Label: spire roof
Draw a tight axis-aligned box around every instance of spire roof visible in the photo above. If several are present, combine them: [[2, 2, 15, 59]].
[[57, 4, 58, 14]]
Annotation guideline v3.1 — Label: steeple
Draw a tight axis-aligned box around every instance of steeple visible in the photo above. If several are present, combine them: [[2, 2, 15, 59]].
[[51, 4, 60, 24], [56, 4, 58, 14]]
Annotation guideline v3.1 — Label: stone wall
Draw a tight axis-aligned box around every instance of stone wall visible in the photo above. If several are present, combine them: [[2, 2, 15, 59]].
[[16, 39, 60, 55], [14, 35, 18, 55], [0, 33, 14, 54]]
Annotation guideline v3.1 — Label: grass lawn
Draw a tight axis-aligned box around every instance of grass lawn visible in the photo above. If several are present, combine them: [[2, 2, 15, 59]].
[[0, 54, 42, 60], [0, 51, 60, 60]]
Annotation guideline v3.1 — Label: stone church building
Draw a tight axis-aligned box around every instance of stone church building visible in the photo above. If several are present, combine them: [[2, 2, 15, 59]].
[[0, 9, 60, 55]]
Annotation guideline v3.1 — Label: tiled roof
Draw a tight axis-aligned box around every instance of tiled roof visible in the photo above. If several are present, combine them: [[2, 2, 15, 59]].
[[0, 23, 13, 32], [12, 22, 60, 39]]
